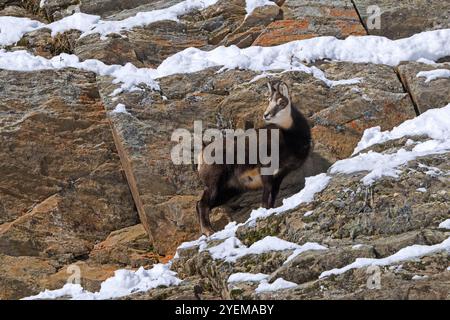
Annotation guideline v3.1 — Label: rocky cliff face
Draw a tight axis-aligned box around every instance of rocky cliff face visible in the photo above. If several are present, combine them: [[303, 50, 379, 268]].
[[0, 0, 449, 300]]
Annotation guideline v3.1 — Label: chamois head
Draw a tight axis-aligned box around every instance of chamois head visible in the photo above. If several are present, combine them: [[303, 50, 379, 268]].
[[264, 81, 293, 129]]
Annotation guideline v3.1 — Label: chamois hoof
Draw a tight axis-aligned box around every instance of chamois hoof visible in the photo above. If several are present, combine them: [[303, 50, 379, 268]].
[[201, 226, 215, 237]]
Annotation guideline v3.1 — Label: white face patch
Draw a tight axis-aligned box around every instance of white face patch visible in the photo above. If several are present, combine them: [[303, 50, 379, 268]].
[[264, 102, 293, 129], [264, 81, 293, 129]]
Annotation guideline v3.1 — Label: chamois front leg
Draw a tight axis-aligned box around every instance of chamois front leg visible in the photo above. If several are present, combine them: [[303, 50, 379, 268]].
[[262, 175, 284, 209], [261, 175, 274, 209], [269, 176, 283, 208]]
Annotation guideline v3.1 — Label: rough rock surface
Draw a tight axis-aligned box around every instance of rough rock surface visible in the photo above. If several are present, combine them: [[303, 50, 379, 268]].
[[353, 0, 450, 39], [0, 4, 44, 19], [254, 0, 366, 46], [0, 223, 157, 299], [7, 0, 369, 67], [173, 138, 450, 300], [0, 68, 147, 299], [40, 0, 183, 21], [397, 62, 450, 114], [0, 68, 138, 250], [89, 224, 159, 268], [0, 254, 58, 299]]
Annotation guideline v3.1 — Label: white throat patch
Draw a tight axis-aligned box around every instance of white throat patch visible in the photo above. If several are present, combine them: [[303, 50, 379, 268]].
[[266, 104, 293, 129]]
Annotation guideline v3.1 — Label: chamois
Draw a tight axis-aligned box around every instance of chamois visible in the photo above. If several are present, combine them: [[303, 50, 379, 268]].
[[196, 81, 312, 236]]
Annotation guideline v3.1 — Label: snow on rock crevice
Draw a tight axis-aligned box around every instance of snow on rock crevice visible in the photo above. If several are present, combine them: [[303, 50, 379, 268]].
[[2, 29, 450, 95], [255, 278, 298, 293], [417, 69, 450, 83], [439, 219, 450, 230], [1, 0, 275, 45], [0, 17, 45, 47], [354, 104, 450, 154], [335, 104, 450, 185], [228, 273, 298, 294], [228, 273, 269, 283], [245, 0, 277, 16], [0, 0, 221, 46], [205, 236, 326, 263], [320, 234, 450, 279], [245, 174, 331, 225], [0, 50, 160, 94], [157, 29, 450, 73], [24, 264, 182, 300], [111, 103, 131, 114]]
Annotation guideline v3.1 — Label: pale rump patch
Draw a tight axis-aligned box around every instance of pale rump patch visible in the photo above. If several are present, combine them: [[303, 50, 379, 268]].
[[238, 168, 263, 190]]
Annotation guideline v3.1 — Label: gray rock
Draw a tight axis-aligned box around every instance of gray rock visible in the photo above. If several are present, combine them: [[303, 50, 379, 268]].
[[254, 0, 366, 46], [0, 69, 138, 259], [353, 0, 450, 39], [397, 61, 450, 114]]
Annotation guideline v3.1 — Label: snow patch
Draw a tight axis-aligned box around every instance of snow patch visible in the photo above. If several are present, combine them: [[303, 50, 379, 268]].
[[332, 140, 450, 185], [24, 264, 182, 300], [333, 104, 450, 185], [228, 273, 269, 283], [439, 219, 450, 230], [418, 163, 447, 177], [204, 235, 327, 264], [354, 104, 450, 154], [111, 103, 130, 114], [3, 30, 450, 95], [0, 50, 159, 94], [156, 29, 450, 75], [246, 173, 331, 225], [320, 236, 450, 279], [255, 278, 297, 293], [47, 13, 101, 37], [417, 69, 450, 83], [206, 236, 300, 263], [284, 243, 328, 264], [245, 0, 277, 16], [1, 1, 221, 46], [0, 17, 44, 46], [81, 0, 220, 38], [416, 58, 437, 65], [303, 210, 314, 217]]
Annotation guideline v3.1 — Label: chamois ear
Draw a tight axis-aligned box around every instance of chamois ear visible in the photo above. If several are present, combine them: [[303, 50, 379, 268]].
[[278, 82, 290, 98]]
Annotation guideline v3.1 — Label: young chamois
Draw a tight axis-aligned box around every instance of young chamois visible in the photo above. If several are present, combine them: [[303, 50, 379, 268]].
[[196, 81, 312, 236]]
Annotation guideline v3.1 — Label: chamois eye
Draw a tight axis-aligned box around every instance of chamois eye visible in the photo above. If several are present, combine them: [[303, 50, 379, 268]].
[[278, 98, 288, 107]]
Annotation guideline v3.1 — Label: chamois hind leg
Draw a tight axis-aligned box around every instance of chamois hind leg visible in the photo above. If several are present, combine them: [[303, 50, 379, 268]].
[[196, 187, 218, 237]]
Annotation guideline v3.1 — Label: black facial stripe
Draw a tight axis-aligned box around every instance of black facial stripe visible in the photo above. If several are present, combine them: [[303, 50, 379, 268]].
[[270, 103, 285, 116]]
